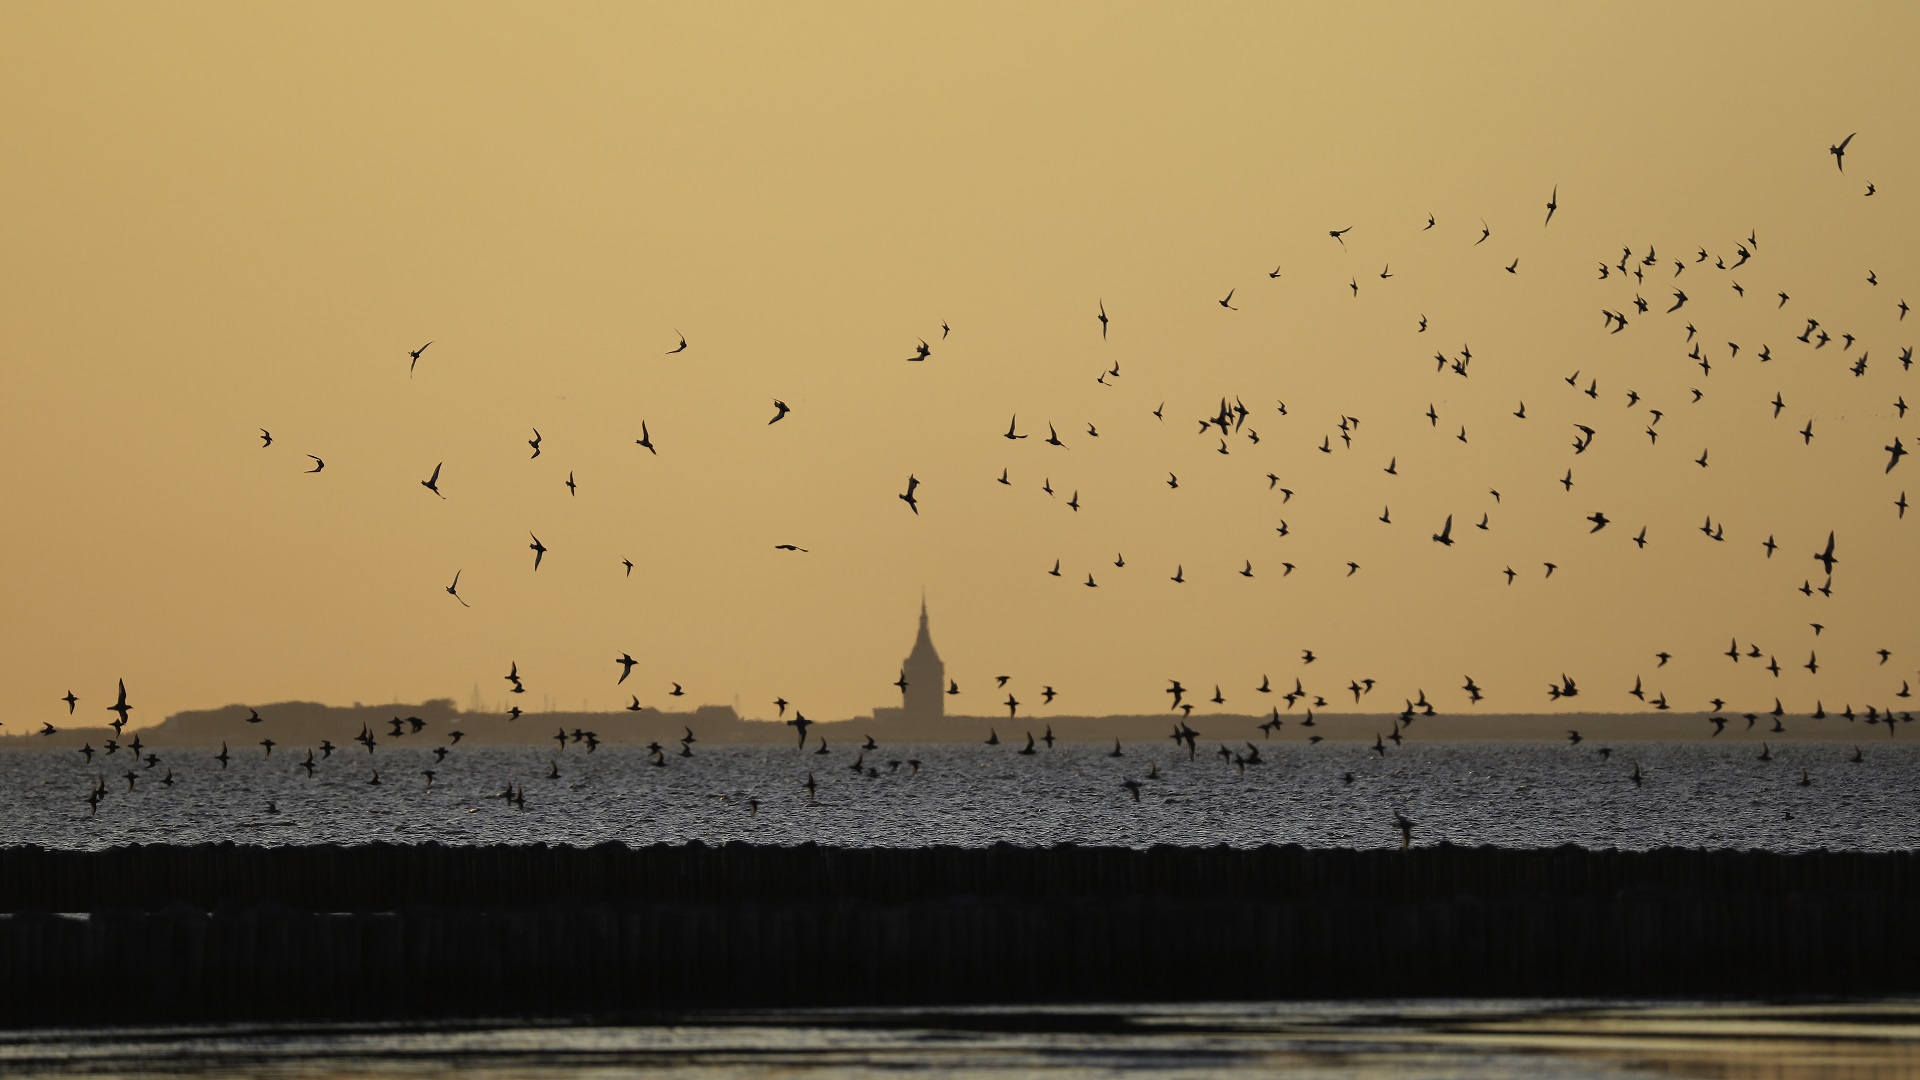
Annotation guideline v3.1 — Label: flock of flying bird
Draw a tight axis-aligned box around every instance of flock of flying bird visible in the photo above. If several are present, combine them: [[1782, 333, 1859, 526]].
[[26, 132, 1918, 826]]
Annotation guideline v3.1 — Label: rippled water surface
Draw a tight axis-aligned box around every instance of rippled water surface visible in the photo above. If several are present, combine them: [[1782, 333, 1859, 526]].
[[6, 740, 1917, 851], [3, 1000, 1919, 1078]]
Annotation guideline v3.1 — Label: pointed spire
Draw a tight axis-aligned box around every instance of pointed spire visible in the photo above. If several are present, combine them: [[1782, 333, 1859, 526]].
[[908, 593, 940, 664]]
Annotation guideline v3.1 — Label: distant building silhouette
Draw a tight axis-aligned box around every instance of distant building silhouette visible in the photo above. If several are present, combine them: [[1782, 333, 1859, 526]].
[[874, 597, 944, 722]]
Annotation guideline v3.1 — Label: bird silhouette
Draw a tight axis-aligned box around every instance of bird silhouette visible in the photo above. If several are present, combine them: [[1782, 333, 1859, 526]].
[[1830, 132, 1856, 171], [107, 680, 132, 729], [1814, 532, 1838, 576]]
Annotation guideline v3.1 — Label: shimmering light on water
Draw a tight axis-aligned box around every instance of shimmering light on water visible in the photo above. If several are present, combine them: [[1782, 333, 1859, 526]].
[[2, 1000, 1919, 1078], [7, 741, 1917, 850]]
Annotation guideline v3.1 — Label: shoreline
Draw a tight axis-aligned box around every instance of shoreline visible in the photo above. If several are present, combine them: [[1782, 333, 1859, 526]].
[[4, 699, 1910, 749]]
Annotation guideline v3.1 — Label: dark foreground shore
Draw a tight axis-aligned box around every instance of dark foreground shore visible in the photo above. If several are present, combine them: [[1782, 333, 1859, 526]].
[[1, 842, 1914, 1023]]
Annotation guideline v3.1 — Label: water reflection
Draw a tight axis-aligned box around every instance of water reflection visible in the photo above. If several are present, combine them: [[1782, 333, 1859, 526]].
[[2, 1000, 1916, 1078]]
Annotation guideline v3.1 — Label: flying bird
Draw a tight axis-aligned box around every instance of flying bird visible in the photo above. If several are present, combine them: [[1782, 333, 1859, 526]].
[[421, 462, 445, 498], [1830, 132, 1856, 171], [107, 680, 132, 728]]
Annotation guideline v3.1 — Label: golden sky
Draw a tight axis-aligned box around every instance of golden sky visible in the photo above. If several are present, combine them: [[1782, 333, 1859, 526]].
[[2, 2, 1914, 729]]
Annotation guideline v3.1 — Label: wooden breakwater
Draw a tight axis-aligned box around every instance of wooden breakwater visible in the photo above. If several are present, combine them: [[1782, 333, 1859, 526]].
[[0, 842, 1914, 1023]]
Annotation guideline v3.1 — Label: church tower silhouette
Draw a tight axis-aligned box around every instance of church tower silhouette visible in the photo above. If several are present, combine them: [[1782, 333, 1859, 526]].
[[899, 596, 945, 721]]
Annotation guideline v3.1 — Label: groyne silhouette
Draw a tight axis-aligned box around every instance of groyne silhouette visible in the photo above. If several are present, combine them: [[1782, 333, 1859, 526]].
[[0, 842, 1914, 1023]]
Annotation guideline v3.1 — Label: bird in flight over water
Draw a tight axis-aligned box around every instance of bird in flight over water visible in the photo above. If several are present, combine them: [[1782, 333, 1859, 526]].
[[107, 680, 132, 728]]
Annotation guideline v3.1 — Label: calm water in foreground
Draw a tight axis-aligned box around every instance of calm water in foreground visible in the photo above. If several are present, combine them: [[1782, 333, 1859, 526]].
[[1, 1001, 1917, 1078], [4, 740, 1917, 850]]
